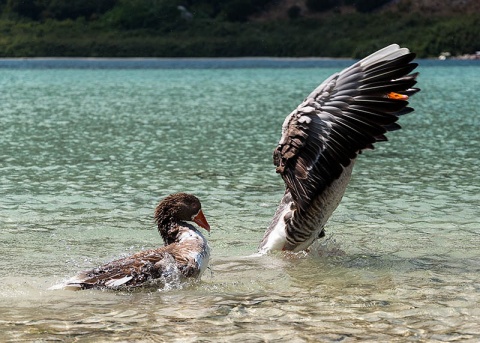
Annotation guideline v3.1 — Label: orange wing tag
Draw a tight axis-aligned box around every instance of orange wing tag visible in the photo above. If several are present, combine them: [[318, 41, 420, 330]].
[[387, 92, 409, 100]]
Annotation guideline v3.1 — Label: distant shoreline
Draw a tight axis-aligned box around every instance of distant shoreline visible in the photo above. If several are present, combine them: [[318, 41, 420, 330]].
[[0, 57, 357, 70], [0, 57, 477, 70], [1, 56, 478, 61], [0, 56, 352, 61]]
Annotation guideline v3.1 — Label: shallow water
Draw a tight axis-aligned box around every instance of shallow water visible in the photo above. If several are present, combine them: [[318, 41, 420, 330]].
[[1, 59, 479, 342]]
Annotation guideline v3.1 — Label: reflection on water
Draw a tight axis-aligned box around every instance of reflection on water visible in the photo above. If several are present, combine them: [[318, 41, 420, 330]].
[[0, 60, 479, 341]]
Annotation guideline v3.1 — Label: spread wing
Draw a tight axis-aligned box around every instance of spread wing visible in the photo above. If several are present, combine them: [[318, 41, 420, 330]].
[[274, 44, 419, 212]]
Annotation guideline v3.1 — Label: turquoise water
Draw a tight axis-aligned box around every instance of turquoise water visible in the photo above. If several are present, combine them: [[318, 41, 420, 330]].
[[1, 59, 479, 341]]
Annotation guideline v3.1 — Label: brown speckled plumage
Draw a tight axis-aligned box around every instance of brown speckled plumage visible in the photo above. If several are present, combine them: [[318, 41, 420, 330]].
[[52, 193, 210, 290]]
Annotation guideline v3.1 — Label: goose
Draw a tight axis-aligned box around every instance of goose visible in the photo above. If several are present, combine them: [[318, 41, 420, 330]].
[[50, 193, 210, 290], [258, 44, 419, 254], [51, 44, 419, 290]]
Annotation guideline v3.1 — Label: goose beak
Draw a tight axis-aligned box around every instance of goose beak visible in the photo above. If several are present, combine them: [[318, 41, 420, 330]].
[[192, 210, 210, 232]]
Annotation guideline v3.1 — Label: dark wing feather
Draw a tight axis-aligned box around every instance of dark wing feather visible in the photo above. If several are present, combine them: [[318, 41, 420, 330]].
[[274, 44, 419, 212], [70, 248, 173, 289], [66, 241, 204, 289]]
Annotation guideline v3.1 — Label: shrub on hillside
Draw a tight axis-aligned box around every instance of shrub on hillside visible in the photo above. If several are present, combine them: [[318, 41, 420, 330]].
[[353, 0, 391, 13], [306, 0, 339, 12], [6, 0, 118, 20]]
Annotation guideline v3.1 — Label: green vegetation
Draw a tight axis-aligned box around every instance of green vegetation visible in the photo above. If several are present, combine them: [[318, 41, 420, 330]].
[[0, 0, 478, 57]]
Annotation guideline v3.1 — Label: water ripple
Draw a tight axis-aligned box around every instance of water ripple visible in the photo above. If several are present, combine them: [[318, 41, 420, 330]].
[[0, 63, 479, 341]]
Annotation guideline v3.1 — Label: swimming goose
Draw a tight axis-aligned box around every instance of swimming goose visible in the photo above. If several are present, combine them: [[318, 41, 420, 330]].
[[258, 44, 420, 254], [51, 193, 210, 290]]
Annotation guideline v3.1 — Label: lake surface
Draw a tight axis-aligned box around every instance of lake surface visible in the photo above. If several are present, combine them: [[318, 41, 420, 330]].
[[1, 58, 479, 342]]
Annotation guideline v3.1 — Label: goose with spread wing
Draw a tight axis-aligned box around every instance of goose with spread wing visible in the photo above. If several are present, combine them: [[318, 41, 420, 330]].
[[258, 44, 420, 254]]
